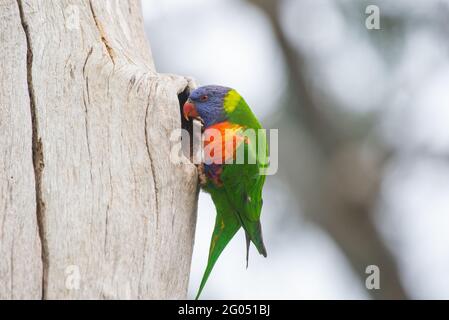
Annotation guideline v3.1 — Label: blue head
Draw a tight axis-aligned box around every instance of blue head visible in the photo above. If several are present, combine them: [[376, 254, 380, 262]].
[[183, 85, 232, 127]]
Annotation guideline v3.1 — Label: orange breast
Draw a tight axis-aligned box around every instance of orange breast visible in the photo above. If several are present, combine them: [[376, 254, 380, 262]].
[[203, 121, 245, 165]]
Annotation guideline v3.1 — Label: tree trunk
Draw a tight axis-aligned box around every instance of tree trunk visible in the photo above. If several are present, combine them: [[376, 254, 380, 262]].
[[0, 0, 198, 299]]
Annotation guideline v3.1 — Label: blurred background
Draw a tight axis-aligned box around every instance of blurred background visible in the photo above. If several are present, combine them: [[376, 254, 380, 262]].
[[142, 0, 449, 299]]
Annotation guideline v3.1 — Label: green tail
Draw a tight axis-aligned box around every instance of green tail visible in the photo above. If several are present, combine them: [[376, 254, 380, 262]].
[[196, 176, 267, 298], [195, 194, 241, 299], [243, 224, 267, 268], [240, 217, 267, 258]]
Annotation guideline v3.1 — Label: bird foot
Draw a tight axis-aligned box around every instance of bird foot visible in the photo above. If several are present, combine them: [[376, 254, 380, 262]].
[[197, 164, 208, 187]]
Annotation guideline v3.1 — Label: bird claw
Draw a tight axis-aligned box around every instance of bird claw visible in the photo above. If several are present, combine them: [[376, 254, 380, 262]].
[[197, 164, 208, 187]]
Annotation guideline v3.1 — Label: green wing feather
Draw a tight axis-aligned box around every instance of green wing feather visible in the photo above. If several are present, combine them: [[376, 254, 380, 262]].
[[220, 141, 267, 257], [222, 91, 268, 256]]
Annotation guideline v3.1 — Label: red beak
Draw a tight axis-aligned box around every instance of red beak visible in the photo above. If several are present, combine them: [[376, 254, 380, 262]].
[[183, 99, 199, 121]]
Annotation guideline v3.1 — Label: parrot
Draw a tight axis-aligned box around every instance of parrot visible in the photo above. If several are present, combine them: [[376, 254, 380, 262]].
[[183, 85, 268, 299]]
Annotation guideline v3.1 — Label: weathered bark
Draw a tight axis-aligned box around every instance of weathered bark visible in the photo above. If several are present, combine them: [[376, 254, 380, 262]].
[[0, 0, 198, 299]]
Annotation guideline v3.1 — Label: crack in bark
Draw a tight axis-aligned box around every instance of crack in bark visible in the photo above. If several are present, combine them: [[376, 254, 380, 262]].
[[82, 95, 93, 184], [82, 48, 94, 184], [138, 90, 159, 298], [88, 0, 116, 64], [17, 0, 48, 300], [138, 88, 155, 295], [144, 90, 160, 230]]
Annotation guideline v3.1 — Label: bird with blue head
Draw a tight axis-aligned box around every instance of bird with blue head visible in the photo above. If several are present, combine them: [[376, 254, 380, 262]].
[[183, 85, 268, 299]]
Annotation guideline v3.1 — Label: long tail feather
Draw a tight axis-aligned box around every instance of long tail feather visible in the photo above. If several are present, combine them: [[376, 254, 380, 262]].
[[252, 221, 267, 257], [237, 213, 267, 258], [195, 208, 240, 299], [245, 232, 250, 269]]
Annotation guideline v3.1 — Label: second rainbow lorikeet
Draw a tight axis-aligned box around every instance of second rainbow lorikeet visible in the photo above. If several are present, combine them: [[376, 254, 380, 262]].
[[183, 85, 268, 299]]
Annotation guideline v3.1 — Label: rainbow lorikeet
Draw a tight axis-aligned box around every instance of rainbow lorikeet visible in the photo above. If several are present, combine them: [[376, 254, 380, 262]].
[[183, 85, 267, 299]]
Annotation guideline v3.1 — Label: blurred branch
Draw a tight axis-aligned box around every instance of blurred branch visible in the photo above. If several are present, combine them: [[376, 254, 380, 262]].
[[247, 0, 408, 299], [246, 0, 341, 153], [319, 144, 406, 299]]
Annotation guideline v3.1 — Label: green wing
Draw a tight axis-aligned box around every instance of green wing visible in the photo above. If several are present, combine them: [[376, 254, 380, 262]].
[[195, 190, 241, 300], [223, 92, 268, 257], [221, 140, 267, 257]]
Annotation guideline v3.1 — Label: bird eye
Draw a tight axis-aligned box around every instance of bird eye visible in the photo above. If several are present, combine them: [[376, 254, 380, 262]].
[[200, 95, 208, 102]]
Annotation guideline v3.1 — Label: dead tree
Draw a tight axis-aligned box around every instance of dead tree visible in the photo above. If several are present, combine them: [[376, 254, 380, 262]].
[[0, 0, 198, 299]]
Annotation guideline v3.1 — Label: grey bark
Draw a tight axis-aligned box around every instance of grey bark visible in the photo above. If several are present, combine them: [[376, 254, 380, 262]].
[[0, 0, 198, 299]]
